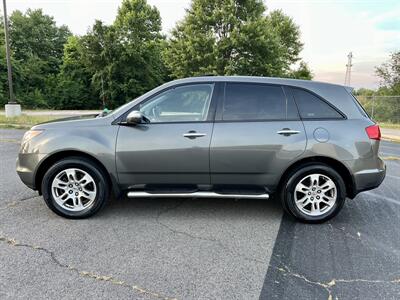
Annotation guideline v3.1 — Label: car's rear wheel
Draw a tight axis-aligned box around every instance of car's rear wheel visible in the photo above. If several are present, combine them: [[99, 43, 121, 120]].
[[41, 157, 109, 219], [281, 163, 346, 223]]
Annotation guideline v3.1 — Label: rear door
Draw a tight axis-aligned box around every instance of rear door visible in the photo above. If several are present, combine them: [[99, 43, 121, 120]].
[[210, 82, 307, 189]]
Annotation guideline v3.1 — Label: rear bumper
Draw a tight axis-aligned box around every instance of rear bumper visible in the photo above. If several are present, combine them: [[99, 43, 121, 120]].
[[353, 159, 386, 196]]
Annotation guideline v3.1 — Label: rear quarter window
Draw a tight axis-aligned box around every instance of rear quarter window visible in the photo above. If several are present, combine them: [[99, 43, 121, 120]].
[[290, 88, 344, 119], [350, 94, 369, 118]]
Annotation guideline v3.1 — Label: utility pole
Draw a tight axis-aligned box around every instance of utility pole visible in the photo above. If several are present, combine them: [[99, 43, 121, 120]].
[[3, 0, 21, 117], [101, 75, 106, 108], [344, 52, 353, 86]]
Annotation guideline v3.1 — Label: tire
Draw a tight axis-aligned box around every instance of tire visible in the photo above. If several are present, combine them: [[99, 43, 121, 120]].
[[280, 163, 346, 223], [41, 156, 109, 219]]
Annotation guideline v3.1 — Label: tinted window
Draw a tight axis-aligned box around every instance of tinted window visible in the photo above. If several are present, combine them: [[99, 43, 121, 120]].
[[140, 84, 214, 123], [291, 88, 343, 119], [351, 94, 369, 118], [223, 83, 287, 121]]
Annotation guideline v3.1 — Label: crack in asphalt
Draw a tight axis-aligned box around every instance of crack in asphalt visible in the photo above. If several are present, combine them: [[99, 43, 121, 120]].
[[0, 195, 39, 210], [327, 223, 362, 241], [275, 263, 400, 300], [155, 199, 265, 265], [0, 201, 20, 210], [19, 194, 40, 201], [0, 234, 178, 300], [327, 222, 400, 258]]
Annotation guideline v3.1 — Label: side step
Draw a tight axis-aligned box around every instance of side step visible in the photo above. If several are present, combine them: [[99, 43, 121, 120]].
[[127, 191, 269, 199]]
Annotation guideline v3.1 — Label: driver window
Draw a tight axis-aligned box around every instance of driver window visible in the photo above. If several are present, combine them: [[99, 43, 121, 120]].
[[139, 84, 214, 123]]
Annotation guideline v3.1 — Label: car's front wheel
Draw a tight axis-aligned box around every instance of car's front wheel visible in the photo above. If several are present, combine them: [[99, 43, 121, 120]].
[[41, 157, 109, 219], [281, 163, 346, 223]]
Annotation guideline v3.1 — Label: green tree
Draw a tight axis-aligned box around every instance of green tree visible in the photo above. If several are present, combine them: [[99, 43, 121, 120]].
[[81, 0, 167, 108], [288, 61, 312, 80], [6, 9, 71, 107], [0, 45, 9, 107], [0, 17, 7, 106], [376, 51, 400, 95], [9, 9, 70, 73], [164, 0, 310, 79], [354, 88, 376, 97], [53, 36, 100, 109], [371, 51, 400, 123], [81, 20, 123, 108], [16, 55, 49, 107], [0, 16, 21, 107]]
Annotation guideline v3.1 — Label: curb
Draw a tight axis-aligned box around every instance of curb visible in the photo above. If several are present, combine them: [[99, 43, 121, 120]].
[[0, 123, 31, 129], [382, 135, 400, 143]]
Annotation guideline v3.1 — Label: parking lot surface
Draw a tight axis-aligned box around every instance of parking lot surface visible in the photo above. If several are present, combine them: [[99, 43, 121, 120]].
[[1, 128, 399, 299]]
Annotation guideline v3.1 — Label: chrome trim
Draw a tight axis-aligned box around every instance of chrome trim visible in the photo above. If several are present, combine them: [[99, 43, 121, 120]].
[[127, 191, 269, 199], [183, 133, 207, 138], [354, 168, 385, 175], [277, 130, 301, 135]]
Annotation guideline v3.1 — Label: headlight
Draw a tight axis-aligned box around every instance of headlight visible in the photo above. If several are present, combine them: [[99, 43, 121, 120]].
[[22, 129, 44, 143]]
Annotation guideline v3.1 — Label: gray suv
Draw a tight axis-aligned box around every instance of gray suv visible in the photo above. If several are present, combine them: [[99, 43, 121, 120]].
[[16, 76, 386, 223]]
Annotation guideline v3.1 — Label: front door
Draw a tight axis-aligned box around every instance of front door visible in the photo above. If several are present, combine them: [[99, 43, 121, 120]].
[[116, 83, 217, 189], [210, 82, 307, 190]]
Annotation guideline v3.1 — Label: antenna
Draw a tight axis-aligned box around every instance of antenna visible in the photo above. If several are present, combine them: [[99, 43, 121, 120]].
[[344, 52, 353, 86]]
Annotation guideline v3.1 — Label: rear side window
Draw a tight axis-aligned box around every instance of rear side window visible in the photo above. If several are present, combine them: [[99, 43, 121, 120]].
[[223, 83, 294, 121], [291, 88, 343, 119]]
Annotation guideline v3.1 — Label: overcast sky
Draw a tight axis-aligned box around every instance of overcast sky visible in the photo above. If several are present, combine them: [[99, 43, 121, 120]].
[[4, 0, 400, 89]]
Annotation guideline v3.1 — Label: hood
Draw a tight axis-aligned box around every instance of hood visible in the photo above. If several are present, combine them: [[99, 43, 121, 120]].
[[39, 114, 99, 125], [32, 113, 113, 129]]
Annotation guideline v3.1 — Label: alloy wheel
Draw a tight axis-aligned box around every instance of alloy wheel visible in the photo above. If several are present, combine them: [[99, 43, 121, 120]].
[[51, 168, 97, 212], [294, 173, 337, 216]]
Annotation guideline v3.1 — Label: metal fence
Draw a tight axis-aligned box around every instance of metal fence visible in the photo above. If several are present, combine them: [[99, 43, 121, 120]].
[[355, 95, 400, 124]]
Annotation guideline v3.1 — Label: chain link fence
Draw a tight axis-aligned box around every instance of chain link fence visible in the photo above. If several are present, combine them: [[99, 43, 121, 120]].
[[355, 96, 400, 124]]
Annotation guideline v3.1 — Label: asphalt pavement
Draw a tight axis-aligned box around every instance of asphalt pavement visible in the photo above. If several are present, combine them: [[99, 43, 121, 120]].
[[0, 129, 281, 300], [261, 141, 400, 300], [0, 129, 399, 300]]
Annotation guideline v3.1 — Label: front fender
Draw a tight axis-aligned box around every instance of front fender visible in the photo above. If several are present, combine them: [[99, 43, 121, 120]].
[[19, 125, 119, 195]]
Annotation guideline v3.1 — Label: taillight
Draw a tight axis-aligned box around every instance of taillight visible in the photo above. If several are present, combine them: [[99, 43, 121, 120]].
[[365, 124, 381, 140]]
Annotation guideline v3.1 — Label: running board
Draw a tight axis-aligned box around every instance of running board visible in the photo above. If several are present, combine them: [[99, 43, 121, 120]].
[[127, 191, 269, 199]]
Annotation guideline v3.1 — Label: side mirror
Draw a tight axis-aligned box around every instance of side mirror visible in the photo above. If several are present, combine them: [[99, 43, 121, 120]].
[[126, 110, 144, 124]]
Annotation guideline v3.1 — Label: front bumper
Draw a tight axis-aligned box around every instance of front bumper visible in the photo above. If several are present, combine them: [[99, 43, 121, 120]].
[[16, 153, 46, 190]]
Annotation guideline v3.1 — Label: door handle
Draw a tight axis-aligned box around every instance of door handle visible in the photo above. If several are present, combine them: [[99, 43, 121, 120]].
[[183, 131, 207, 139], [277, 129, 301, 136]]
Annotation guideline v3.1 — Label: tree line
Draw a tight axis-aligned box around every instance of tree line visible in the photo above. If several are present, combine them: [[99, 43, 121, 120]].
[[354, 51, 400, 123], [0, 0, 313, 110]]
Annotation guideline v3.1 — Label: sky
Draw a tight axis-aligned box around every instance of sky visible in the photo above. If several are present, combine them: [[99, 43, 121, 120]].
[[3, 0, 400, 89]]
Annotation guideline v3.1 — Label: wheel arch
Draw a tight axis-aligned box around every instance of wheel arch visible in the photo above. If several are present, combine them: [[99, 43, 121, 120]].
[[277, 156, 356, 198], [35, 150, 118, 197]]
